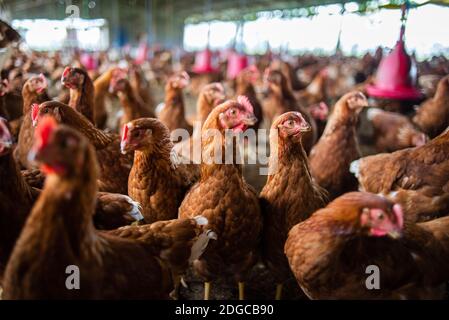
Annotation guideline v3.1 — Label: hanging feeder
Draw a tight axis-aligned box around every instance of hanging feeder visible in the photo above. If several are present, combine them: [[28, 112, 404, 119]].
[[80, 52, 97, 71], [366, 3, 421, 100], [226, 20, 248, 80], [135, 41, 149, 65]]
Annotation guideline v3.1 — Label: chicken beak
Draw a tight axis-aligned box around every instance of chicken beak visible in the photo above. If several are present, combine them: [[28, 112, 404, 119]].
[[300, 123, 311, 133], [242, 114, 258, 126], [387, 229, 402, 239], [120, 140, 128, 155]]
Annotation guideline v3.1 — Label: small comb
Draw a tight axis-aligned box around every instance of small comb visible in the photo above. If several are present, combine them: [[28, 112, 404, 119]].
[[62, 67, 71, 78], [31, 103, 40, 122], [237, 95, 254, 113], [34, 116, 57, 150], [121, 123, 129, 142]]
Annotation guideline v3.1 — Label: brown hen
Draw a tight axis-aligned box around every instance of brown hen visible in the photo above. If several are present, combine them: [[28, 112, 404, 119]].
[[61, 67, 95, 125], [350, 128, 449, 222], [15, 74, 50, 168], [413, 75, 449, 138], [260, 111, 328, 299], [32, 101, 133, 194], [285, 192, 449, 299], [179, 98, 262, 300], [121, 117, 199, 223], [3, 118, 172, 299], [309, 91, 368, 199]]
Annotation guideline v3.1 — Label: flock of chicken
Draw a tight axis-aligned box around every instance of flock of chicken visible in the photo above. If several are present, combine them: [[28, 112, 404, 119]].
[[0, 46, 448, 300]]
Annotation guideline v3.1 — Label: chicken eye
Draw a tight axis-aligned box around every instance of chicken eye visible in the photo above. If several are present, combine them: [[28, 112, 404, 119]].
[[43, 108, 48, 114], [229, 109, 237, 117], [132, 130, 141, 138], [60, 139, 68, 149], [284, 120, 295, 128], [377, 212, 385, 220]]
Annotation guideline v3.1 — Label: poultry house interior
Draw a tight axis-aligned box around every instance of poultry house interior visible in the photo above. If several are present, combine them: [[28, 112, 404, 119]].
[[0, 0, 449, 309]]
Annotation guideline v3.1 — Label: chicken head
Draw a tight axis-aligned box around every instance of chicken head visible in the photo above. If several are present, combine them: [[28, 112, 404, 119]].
[[273, 111, 311, 141], [23, 73, 47, 95], [215, 96, 257, 133], [30, 115, 88, 177], [61, 66, 85, 89], [360, 202, 404, 239], [120, 118, 169, 155]]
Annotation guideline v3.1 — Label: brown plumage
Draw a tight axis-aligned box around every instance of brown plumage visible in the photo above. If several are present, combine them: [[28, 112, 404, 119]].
[[285, 192, 449, 299], [260, 112, 328, 299], [110, 73, 155, 131], [20, 168, 46, 189], [179, 99, 262, 300], [262, 68, 317, 153], [367, 108, 428, 152], [413, 75, 449, 138], [309, 91, 368, 199], [121, 118, 199, 223], [294, 69, 328, 107], [3, 120, 172, 299], [350, 128, 449, 222], [61, 67, 95, 125], [16, 74, 50, 168], [159, 72, 192, 135], [174, 82, 226, 161], [33, 101, 133, 194], [108, 216, 216, 299], [93, 67, 118, 128], [129, 65, 155, 113], [0, 118, 37, 283], [235, 66, 263, 130], [93, 192, 142, 230], [196, 82, 227, 126]]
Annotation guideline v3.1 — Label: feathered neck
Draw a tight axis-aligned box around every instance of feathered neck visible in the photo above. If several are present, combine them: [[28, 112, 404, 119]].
[[29, 146, 98, 256], [64, 111, 113, 149], [322, 102, 358, 137], [200, 117, 243, 179], [23, 90, 49, 114], [197, 95, 215, 125], [118, 84, 145, 117], [134, 133, 176, 173], [93, 69, 114, 92], [165, 87, 185, 110], [267, 133, 310, 181]]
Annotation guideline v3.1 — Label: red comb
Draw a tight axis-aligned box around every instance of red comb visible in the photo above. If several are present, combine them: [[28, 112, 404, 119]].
[[121, 123, 129, 142], [31, 104, 40, 122], [34, 116, 57, 150], [62, 67, 71, 77], [237, 95, 254, 113]]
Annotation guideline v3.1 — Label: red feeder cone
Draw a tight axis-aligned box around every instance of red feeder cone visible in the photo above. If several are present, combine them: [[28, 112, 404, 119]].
[[193, 48, 218, 74], [135, 41, 149, 65], [80, 53, 97, 71], [367, 18, 421, 100], [227, 51, 248, 80]]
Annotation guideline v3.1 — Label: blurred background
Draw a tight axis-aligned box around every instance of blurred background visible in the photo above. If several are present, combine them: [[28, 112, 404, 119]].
[[2, 0, 448, 59]]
